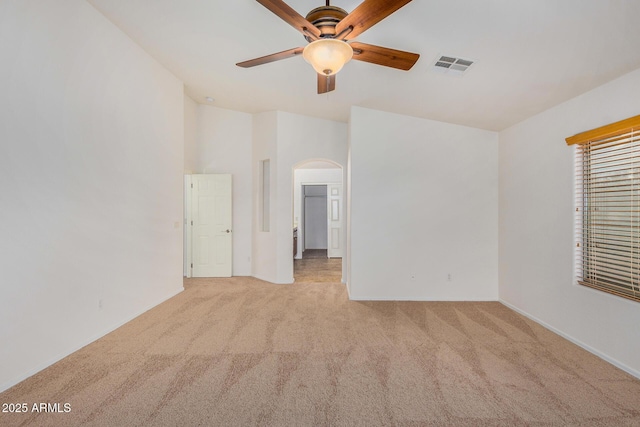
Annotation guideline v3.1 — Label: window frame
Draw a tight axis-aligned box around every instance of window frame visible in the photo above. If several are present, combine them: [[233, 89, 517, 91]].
[[567, 114, 640, 302]]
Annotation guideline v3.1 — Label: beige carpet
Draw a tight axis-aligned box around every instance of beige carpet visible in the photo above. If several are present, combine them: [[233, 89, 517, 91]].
[[1, 277, 640, 426]]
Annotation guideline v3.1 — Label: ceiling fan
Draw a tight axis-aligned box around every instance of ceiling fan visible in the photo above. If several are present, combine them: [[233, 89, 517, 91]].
[[237, 0, 420, 94]]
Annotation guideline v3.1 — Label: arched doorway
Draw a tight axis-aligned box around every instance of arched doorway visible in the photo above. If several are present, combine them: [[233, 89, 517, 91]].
[[292, 159, 344, 283]]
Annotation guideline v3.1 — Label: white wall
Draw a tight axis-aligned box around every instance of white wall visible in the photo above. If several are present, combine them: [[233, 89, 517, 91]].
[[252, 111, 279, 282], [275, 112, 348, 283], [184, 95, 198, 174], [0, 0, 184, 391], [196, 105, 252, 276], [499, 67, 640, 376], [293, 168, 343, 259], [250, 111, 348, 283], [348, 107, 499, 300]]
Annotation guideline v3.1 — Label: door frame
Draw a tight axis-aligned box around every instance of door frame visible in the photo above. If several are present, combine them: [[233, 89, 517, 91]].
[[184, 174, 193, 278], [301, 184, 329, 253], [326, 183, 343, 259], [292, 159, 346, 283]]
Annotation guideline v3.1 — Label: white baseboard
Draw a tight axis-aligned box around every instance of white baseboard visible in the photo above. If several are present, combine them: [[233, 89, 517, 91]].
[[499, 299, 640, 380], [0, 286, 184, 393]]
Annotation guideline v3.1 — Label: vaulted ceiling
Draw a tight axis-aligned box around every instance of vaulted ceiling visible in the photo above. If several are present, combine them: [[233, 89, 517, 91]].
[[87, 0, 640, 131]]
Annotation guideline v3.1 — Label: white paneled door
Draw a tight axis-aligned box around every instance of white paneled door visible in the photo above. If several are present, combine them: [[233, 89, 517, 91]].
[[191, 174, 232, 277], [327, 184, 343, 258]]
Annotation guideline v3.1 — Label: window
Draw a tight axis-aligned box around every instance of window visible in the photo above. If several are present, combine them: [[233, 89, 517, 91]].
[[567, 115, 640, 302]]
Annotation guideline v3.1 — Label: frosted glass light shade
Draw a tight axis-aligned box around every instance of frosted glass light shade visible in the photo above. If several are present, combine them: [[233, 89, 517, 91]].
[[302, 39, 353, 76]]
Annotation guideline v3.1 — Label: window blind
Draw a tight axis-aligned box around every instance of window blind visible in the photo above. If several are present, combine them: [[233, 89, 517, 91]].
[[571, 117, 640, 302]]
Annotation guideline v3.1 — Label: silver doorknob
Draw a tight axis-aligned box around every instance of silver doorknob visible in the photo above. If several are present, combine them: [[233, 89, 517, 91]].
[[225, 229, 231, 233]]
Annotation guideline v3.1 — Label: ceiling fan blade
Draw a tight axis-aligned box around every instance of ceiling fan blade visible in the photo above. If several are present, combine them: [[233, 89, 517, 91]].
[[317, 73, 336, 94], [236, 47, 304, 68], [350, 42, 419, 70], [256, 0, 322, 39], [335, 0, 412, 40]]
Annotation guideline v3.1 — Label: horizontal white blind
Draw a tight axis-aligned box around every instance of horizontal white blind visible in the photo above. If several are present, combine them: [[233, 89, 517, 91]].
[[576, 127, 640, 302]]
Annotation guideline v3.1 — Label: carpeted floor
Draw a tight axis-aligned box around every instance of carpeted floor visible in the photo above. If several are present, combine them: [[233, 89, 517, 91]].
[[1, 277, 640, 426]]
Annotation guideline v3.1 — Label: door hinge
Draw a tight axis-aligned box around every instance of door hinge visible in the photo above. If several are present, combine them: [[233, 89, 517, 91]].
[[191, 220, 193, 226], [190, 263, 193, 268], [191, 183, 193, 188]]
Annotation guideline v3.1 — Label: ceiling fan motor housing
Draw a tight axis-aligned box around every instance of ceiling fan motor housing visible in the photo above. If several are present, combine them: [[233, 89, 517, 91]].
[[304, 6, 348, 42]]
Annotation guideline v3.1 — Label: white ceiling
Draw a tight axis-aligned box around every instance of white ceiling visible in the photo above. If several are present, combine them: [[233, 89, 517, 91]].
[[87, 0, 640, 131]]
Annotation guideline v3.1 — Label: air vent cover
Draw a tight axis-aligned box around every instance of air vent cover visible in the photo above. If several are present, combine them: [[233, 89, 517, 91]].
[[432, 55, 474, 76]]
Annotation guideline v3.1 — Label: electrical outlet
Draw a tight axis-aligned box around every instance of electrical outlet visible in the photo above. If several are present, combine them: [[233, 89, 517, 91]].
[[98, 299, 104, 309], [447, 274, 452, 282]]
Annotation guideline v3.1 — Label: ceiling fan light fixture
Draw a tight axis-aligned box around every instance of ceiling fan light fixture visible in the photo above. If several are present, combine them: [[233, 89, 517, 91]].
[[302, 39, 353, 76]]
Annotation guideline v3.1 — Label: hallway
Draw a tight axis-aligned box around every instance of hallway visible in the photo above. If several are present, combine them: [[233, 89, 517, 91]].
[[293, 250, 342, 283]]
